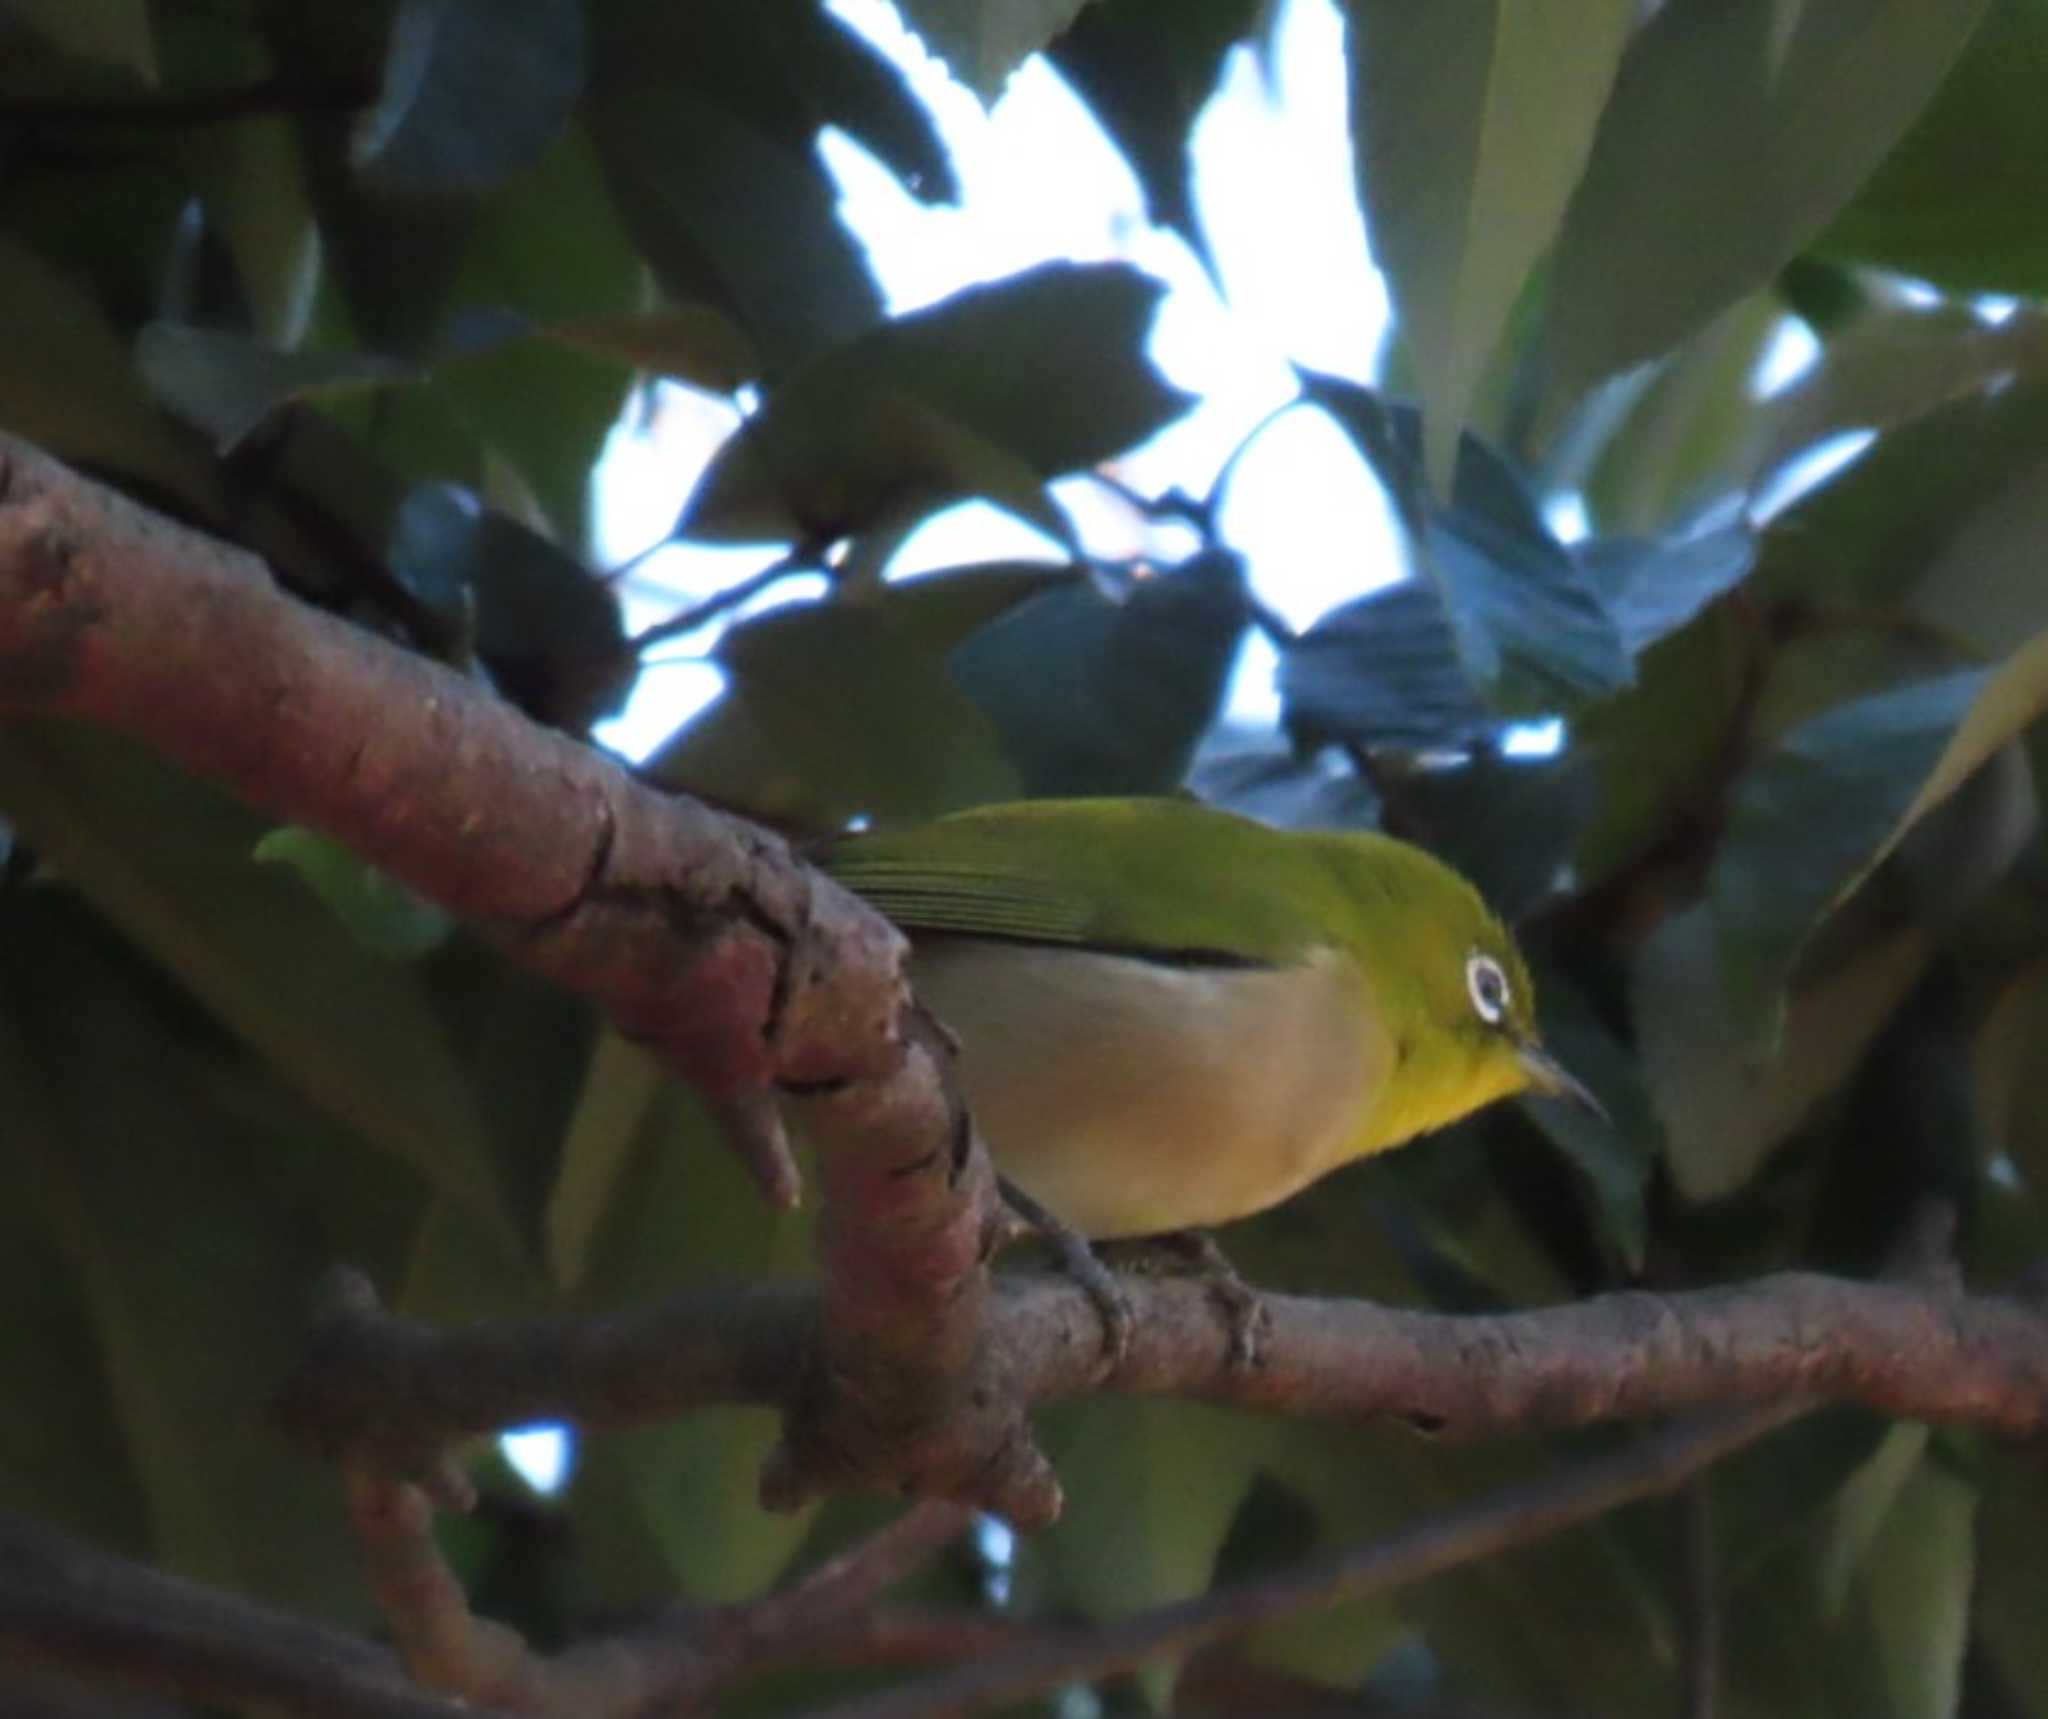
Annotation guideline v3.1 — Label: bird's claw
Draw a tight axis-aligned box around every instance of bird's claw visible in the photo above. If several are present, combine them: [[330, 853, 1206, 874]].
[[1131, 1230, 1269, 1370], [997, 1175, 1134, 1371]]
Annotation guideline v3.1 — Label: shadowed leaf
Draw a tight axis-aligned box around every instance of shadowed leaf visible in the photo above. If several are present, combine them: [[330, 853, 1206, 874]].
[[1348, 0, 1633, 490], [352, 0, 584, 193]]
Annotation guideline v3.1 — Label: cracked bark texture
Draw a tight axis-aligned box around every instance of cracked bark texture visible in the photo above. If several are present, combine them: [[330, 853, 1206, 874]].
[[0, 432, 1041, 1519]]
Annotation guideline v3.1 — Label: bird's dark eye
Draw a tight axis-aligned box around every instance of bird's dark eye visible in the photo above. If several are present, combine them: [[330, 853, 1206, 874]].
[[1465, 952, 1510, 1025]]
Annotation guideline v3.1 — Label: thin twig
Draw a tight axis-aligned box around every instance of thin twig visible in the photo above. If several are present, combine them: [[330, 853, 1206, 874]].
[[0, 78, 371, 129], [623, 550, 818, 653], [1678, 1479, 1719, 1719], [796, 1404, 1809, 1719]]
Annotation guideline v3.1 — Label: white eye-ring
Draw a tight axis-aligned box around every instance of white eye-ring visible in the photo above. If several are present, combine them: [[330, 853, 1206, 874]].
[[1466, 952, 1511, 1025]]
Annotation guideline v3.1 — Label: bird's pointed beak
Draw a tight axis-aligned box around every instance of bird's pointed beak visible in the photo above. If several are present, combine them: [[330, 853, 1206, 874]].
[[1517, 1040, 1610, 1123]]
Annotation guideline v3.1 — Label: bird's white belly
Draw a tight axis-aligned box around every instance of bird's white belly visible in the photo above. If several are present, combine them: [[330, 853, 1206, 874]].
[[909, 939, 1389, 1238]]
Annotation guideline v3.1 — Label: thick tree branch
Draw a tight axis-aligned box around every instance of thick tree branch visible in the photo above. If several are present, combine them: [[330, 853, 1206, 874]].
[[277, 1264, 2048, 1474], [0, 432, 1041, 1520]]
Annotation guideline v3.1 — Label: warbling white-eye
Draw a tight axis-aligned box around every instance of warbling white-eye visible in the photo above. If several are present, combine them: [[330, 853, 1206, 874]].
[[823, 796, 1601, 1241]]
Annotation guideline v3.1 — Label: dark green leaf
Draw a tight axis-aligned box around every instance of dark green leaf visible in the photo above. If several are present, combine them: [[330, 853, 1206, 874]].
[[1513, 979, 1653, 1270], [562, 1075, 816, 1605], [541, 306, 759, 393], [1578, 522, 1757, 655], [0, 241, 226, 518], [1852, 1452, 1975, 1719], [388, 482, 628, 729], [1750, 376, 2048, 621], [895, 0, 1091, 102], [0, 1183, 151, 1553], [7, 0, 156, 78], [587, 92, 881, 377], [1572, 606, 1748, 885], [1028, 1397, 1266, 1705], [1545, 0, 1991, 402], [1742, 303, 2048, 496], [352, 0, 584, 194], [589, 0, 956, 205], [1974, 1444, 2048, 1711], [0, 897, 366, 1614], [681, 262, 1192, 545], [1392, 752, 1597, 920], [1281, 579, 1502, 753], [1635, 906, 1927, 1200], [1820, 0, 2048, 297], [1049, 0, 1264, 266], [1187, 727, 1382, 831], [1347, 0, 1633, 490], [1711, 639, 2048, 1040], [135, 322, 414, 451], [1573, 293, 1783, 533], [0, 723, 519, 1252], [254, 826, 454, 959], [950, 550, 1249, 795], [644, 564, 1061, 827], [1298, 374, 1633, 711]]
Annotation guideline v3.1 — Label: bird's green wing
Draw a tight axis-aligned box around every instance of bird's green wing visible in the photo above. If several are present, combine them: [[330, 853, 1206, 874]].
[[819, 798, 1354, 965]]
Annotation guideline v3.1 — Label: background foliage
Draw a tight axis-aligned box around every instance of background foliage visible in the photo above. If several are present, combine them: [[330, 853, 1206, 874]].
[[5, 0, 2048, 1713]]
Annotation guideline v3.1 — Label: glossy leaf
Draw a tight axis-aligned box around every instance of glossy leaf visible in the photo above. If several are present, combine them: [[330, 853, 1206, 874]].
[[1574, 292, 1784, 532], [1820, 0, 2048, 296], [135, 322, 414, 451], [1546, 0, 1991, 402], [352, 0, 584, 193], [1712, 637, 2048, 1040], [1742, 302, 2048, 497], [1280, 579, 1504, 752], [644, 565, 1062, 828], [1578, 522, 1757, 656], [1635, 907, 1927, 1201], [950, 550, 1250, 795], [254, 827, 454, 959], [1750, 376, 2048, 618], [897, 0, 1092, 101], [599, 96, 882, 376], [1348, 0, 1633, 491], [1297, 374, 1633, 712], [681, 262, 1191, 545]]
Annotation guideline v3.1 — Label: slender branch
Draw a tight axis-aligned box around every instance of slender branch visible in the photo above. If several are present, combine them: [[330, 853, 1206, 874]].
[[1678, 1479, 1719, 1719], [795, 1405, 1805, 1719], [0, 1513, 493, 1719], [624, 552, 816, 654]]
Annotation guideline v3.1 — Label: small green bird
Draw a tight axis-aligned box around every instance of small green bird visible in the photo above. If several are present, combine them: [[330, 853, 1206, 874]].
[[824, 797, 1598, 1241]]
